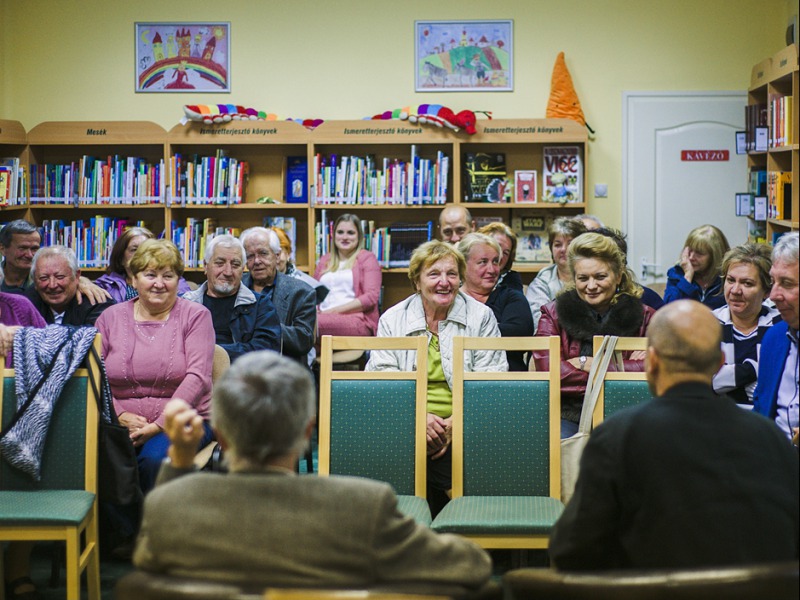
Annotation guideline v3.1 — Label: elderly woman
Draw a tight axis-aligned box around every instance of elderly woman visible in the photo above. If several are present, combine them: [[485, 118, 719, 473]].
[[457, 233, 533, 371], [95, 226, 191, 302], [478, 221, 523, 292], [525, 216, 588, 332], [314, 213, 382, 337], [366, 240, 506, 516], [95, 239, 215, 493], [712, 243, 781, 407], [534, 232, 655, 438], [664, 224, 730, 309]]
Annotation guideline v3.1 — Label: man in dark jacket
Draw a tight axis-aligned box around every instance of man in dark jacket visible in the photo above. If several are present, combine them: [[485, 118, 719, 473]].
[[549, 299, 799, 570], [183, 235, 280, 361], [26, 245, 115, 325]]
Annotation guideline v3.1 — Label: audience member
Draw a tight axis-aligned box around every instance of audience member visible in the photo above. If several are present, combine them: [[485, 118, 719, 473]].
[[0, 263, 45, 367], [134, 352, 492, 595], [754, 232, 799, 444], [478, 221, 523, 292], [271, 225, 327, 302], [240, 227, 316, 362], [549, 300, 799, 569], [0, 219, 111, 304], [183, 234, 280, 361], [314, 214, 381, 337], [366, 240, 506, 515], [712, 243, 781, 407], [438, 205, 475, 243], [26, 246, 115, 325], [457, 233, 533, 371], [576, 214, 604, 230], [534, 233, 654, 438], [663, 224, 729, 309], [526, 217, 587, 332], [95, 239, 215, 494], [95, 227, 191, 302]]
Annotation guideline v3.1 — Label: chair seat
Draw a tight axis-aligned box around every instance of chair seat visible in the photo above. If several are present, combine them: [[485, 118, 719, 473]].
[[396, 495, 432, 527], [431, 496, 564, 535], [0, 490, 95, 525]]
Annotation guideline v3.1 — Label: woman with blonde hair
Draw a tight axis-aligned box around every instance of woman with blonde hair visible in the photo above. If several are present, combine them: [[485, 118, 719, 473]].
[[664, 224, 730, 309], [534, 232, 655, 438], [314, 213, 382, 337]]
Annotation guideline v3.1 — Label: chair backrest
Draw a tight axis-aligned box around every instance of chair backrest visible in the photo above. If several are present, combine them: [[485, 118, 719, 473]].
[[212, 344, 231, 385], [451, 336, 560, 499], [318, 335, 428, 497], [591, 336, 651, 427], [0, 334, 100, 493]]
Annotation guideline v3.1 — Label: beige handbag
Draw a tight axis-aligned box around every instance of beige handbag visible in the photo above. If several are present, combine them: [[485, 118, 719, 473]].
[[560, 335, 618, 504]]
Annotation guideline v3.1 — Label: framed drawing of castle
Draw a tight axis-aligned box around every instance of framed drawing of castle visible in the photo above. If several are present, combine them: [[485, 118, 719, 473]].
[[415, 20, 513, 92], [135, 22, 230, 93]]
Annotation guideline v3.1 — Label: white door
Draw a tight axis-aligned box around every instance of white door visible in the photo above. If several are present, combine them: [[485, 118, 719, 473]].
[[623, 92, 748, 285]]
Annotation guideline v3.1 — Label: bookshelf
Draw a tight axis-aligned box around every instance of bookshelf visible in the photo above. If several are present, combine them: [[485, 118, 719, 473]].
[[4, 118, 587, 306], [0, 119, 29, 212], [747, 44, 798, 242]]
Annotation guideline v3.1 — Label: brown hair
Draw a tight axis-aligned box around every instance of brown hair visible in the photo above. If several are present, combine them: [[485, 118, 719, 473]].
[[107, 227, 154, 275], [721, 243, 773, 293], [128, 239, 184, 277], [478, 221, 517, 273]]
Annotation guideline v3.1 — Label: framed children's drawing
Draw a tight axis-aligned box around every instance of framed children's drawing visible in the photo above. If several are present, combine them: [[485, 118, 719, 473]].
[[135, 22, 230, 93], [415, 20, 513, 92]]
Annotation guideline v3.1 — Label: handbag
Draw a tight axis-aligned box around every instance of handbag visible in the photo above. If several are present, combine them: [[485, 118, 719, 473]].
[[86, 344, 142, 505], [560, 335, 618, 504]]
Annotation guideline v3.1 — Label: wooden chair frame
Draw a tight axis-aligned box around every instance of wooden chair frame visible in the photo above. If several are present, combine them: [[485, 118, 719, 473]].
[[449, 335, 561, 549], [590, 336, 649, 428], [0, 334, 102, 600], [318, 335, 428, 499]]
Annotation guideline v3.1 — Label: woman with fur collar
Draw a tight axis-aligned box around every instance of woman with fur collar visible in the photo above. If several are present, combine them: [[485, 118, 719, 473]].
[[534, 232, 656, 438]]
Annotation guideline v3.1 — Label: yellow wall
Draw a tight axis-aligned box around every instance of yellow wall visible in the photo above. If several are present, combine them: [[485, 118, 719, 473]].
[[1, 0, 794, 226]]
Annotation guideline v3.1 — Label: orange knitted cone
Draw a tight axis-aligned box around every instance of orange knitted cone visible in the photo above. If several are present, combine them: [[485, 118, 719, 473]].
[[546, 52, 595, 134]]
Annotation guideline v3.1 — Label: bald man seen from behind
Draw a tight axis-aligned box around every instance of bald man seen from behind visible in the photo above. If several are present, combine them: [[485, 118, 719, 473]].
[[549, 299, 799, 570]]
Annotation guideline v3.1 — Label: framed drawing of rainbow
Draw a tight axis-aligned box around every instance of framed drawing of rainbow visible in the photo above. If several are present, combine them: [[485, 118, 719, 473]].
[[135, 22, 230, 93]]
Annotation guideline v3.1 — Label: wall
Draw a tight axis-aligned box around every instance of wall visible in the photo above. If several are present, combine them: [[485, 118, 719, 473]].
[[1, 0, 793, 226]]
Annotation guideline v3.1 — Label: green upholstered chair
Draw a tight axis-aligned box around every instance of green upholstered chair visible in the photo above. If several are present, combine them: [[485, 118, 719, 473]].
[[0, 334, 102, 600], [430, 336, 564, 549], [318, 335, 431, 526], [591, 336, 651, 427]]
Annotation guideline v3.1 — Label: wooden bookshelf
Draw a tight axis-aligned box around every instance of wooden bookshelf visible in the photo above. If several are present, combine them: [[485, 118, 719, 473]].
[[0, 119, 29, 213], [6, 118, 588, 307], [747, 44, 798, 241]]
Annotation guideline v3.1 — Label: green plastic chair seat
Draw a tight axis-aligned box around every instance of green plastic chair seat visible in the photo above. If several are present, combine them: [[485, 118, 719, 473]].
[[0, 490, 95, 525], [397, 494, 432, 527], [431, 496, 564, 535]]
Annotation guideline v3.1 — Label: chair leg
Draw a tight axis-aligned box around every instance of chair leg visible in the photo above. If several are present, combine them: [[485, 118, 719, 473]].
[[86, 506, 101, 600], [65, 530, 80, 600]]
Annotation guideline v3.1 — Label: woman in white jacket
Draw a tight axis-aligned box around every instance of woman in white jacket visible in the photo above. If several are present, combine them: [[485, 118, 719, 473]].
[[366, 240, 507, 516]]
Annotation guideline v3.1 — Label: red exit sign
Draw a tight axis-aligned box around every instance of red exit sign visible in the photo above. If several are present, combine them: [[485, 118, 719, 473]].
[[681, 150, 729, 161]]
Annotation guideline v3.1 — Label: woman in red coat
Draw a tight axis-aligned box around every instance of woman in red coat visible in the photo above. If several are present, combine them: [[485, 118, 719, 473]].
[[534, 232, 655, 438]]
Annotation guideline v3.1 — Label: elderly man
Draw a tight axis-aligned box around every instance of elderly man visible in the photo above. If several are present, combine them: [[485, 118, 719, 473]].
[[183, 235, 280, 361], [438, 205, 475, 244], [134, 351, 491, 594], [240, 227, 316, 363], [25, 245, 115, 325], [549, 300, 799, 570], [754, 231, 799, 444]]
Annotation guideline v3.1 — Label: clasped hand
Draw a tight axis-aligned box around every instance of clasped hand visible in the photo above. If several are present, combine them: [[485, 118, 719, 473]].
[[163, 399, 205, 468], [427, 413, 452, 460]]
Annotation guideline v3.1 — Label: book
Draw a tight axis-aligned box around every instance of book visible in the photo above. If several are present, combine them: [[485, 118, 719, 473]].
[[264, 216, 297, 262], [511, 214, 552, 263], [388, 222, 434, 268], [463, 152, 507, 202], [285, 156, 308, 203], [542, 146, 582, 204], [514, 170, 538, 203]]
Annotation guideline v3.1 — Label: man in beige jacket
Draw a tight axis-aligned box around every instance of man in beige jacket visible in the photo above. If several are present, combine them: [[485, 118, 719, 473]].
[[134, 351, 491, 595]]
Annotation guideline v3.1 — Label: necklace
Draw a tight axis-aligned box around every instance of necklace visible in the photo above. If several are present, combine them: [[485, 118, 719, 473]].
[[134, 301, 170, 342]]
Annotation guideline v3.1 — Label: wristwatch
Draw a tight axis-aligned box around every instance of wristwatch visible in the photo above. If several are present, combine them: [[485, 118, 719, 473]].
[[579, 355, 587, 371]]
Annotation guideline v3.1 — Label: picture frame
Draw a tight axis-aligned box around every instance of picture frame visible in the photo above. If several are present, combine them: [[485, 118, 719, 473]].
[[754, 126, 769, 152], [735, 131, 746, 155], [135, 22, 230, 93], [735, 192, 753, 217], [415, 20, 513, 92], [514, 170, 538, 203]]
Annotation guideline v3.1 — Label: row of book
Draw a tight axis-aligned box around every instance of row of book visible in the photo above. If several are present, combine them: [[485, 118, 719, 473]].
[[745, 168, 793, 221], [744, 97, 794, 152], [313, 147, 449, 206], [170, 217, 243, 268], [28, 157, 165, 205], [463, 146, 583, 204], [263, 216, 297, 262], [0, 157, 27, 206], [39, 217, 148, 268], [167, 150, 249, 205]]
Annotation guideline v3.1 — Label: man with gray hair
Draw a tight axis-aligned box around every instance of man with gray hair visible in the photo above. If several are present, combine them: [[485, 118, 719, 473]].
[[26, 245, 115, 325], [183, 234, 280, 361], [754, 231, 799, 444], [240, 227, 316, 363], [550, 300, 799, 570], [134, 352, 491, 594]]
